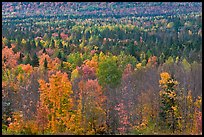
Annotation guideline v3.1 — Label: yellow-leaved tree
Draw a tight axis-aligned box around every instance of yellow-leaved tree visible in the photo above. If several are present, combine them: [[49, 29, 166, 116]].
[[159, 72, 181, 134], [38, 71, 74, 134]]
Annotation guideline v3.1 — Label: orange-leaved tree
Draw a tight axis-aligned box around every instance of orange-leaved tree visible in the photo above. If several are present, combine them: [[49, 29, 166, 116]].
[[38, 71, 73, 134]]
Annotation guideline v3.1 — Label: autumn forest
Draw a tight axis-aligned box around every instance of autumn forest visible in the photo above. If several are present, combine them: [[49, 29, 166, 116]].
[[2, 2, 202, 135]]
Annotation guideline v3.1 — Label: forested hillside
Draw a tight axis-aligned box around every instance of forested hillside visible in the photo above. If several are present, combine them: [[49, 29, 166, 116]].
[[2, 2, 202, 135]]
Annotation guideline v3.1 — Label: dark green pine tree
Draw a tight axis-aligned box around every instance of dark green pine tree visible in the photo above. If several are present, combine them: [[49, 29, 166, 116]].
[[42, 48, 47, 54], [37, 41, 43, 49], [64, 45, 70, 55], [31, 40, 36, 49], [62, 56, 67, 62], [7, 40, 11, 48], [31, 53, 39, 67], [58, 41, 63, 49], [44, 58, 48, 70], [18, 52, 24, 64], [24, 54, 31, 65], [58, 31, 61, 39], [26, 41, 31, 53], [13, 38, 21, 53], [59, 61, 64, 70], [16, 38, 21, 48], [46, 43, 49, 48], [50, 39, 55, 49], [57, 51, 62, 60], [159, 52, 165, 64], [128, 44, 136, 57], [63, 45, 67, 54]]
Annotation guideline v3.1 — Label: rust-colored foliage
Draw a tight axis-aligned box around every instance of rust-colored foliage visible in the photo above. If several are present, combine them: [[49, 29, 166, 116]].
[[36, 101, 49, 134], [115, 101, 130, 134], [81, 64, 96, 80], [2, 46, 19, 69], [20, 64, 33, 74], [122, 64, 134, 80], [78, 79, 106, 134], [147, 56, 157, 67], [39, 53, 60, 70], [84, 58, 98, 72]]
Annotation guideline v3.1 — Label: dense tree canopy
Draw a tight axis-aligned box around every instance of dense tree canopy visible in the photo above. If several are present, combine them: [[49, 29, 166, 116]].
[[2, 2, 202, 135]]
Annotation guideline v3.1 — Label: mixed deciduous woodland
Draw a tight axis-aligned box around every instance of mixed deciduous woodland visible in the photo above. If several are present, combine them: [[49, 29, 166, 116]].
[[2, 2, 202, 135]]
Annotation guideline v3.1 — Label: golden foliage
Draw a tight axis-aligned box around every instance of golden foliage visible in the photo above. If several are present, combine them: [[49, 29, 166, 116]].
[[7, 111, 24, 133], [159, 72, 171, 85], [71, 68, 79, 81], [136, 63, 142, 69], [85, 59, 98, 72], [38, 71, 73, 134]]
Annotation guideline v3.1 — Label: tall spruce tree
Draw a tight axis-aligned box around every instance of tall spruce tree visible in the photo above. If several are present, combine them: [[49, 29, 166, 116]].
[[31, 53, 39, 67]]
